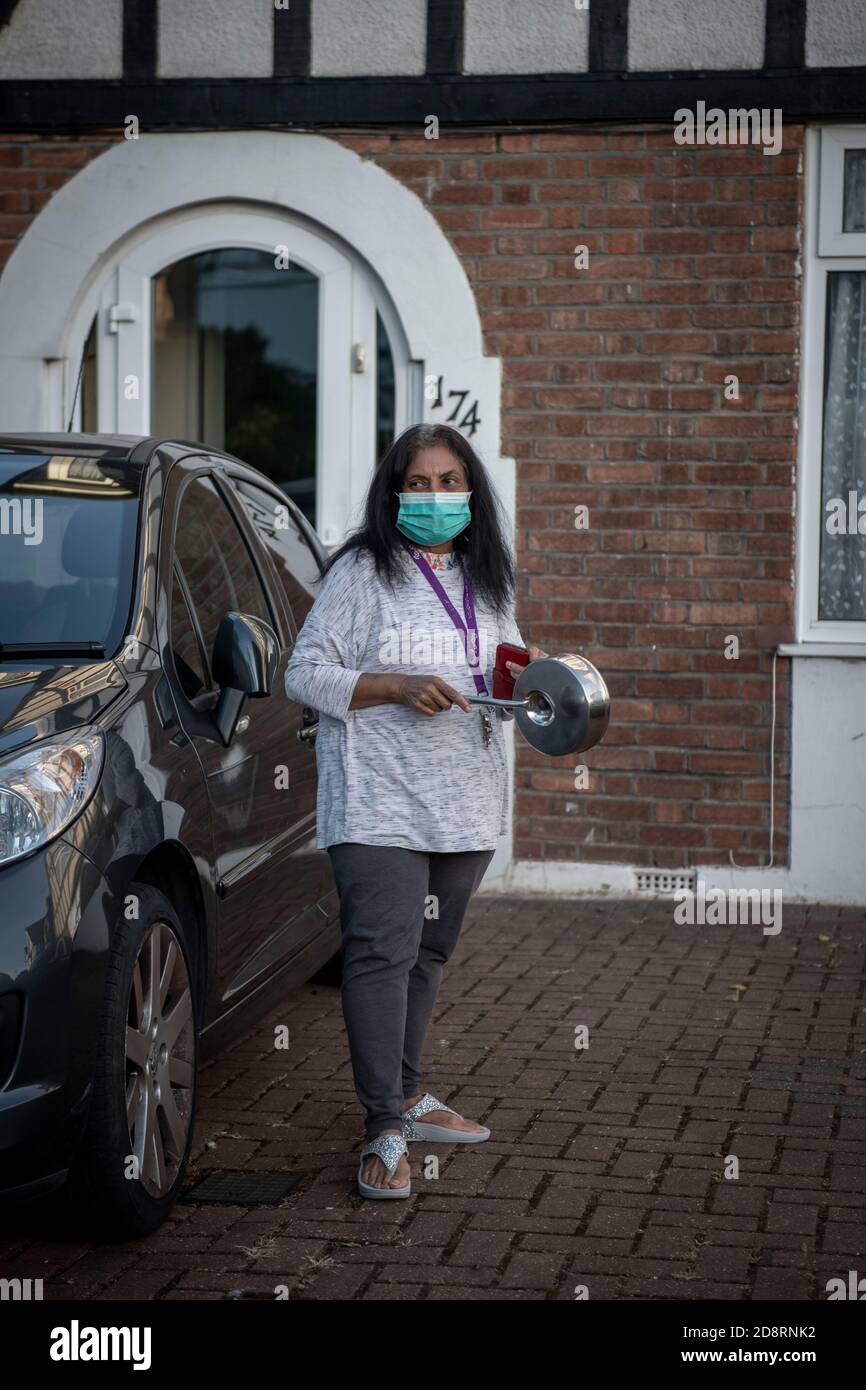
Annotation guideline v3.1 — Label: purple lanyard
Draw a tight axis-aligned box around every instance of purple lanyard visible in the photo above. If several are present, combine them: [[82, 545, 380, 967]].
[[403, 544, 488, 696]]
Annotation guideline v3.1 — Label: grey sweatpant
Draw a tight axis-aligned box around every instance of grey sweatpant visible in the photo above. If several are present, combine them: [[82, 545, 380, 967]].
[[326, 842, 495, 1137]]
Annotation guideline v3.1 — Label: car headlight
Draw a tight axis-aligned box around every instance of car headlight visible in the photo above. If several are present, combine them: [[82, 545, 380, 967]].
[[0, 729, 104, 868]]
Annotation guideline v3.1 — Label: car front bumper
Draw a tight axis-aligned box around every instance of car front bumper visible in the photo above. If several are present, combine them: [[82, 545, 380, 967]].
[[0, 837, 117, 1198]]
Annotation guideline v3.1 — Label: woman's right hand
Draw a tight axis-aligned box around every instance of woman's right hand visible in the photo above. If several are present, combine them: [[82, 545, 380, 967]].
[[395, 675, 473, 717]]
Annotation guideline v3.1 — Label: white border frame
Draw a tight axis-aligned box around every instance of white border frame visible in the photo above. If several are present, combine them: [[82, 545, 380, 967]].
[[818, 126, 866, 257], [796, 125, 866, 645]]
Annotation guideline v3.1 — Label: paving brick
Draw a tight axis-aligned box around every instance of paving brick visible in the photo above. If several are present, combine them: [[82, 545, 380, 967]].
[[694, 1246, 754, 1283], [449, 1231, 514, 1267], [500, 1251, 565, 1290], [752, 1266, 815, 1299], [820, 1224, 866, 1255], [586, 1207, 646, 1239]]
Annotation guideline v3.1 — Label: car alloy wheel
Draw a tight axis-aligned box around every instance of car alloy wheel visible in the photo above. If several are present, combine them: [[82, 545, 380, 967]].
[[124, 920, 195, 1198]]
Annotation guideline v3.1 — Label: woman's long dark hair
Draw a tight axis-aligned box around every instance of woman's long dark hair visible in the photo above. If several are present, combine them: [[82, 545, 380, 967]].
[[322, 423, 516, 614]]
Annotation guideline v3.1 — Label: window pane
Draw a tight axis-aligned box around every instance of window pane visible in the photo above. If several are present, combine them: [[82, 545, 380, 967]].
[[0, 450, 138, 652], [232, 478, 322, 632], [376, 311, 396, 460], [170, 571, 208, 699], [843, 150, 866, 234], [819, 271, 866, 622], [80, 316, 97, 432], [174, 475, 273, 662], [152, 249, 318, 523]]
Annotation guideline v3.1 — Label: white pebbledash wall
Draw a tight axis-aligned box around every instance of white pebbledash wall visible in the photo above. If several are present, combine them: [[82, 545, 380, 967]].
[[628, 0, 766, 69], [0, 0, 865, 80]]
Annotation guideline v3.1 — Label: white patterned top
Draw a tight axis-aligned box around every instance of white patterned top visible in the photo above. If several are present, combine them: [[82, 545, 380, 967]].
[[283, 544, 524, 852]]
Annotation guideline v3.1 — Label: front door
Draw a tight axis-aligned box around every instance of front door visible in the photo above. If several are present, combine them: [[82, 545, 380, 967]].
[[83, 206, 411, 547]]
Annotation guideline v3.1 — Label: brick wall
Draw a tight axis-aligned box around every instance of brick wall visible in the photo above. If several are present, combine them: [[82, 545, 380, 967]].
[[0, 136, 112, 268], [346, 127, 800, 869], [0, 127, 800, 870]]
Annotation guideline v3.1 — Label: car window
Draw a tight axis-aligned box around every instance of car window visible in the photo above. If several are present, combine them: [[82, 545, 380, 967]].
[[173, 474, 273, 665], [232, 478, 322, 632], [0, 449, 140, 655], [170, 565, 208, 699]]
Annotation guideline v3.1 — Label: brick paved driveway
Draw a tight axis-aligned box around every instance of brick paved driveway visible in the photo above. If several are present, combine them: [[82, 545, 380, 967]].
[[2, 896, 865, 1300]]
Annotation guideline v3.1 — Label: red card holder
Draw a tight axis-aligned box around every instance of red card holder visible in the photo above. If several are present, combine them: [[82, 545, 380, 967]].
[[493, 642, 530, 700]]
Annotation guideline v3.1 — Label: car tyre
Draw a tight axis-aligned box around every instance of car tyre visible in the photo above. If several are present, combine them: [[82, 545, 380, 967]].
[[66, 883, 198, 1238]]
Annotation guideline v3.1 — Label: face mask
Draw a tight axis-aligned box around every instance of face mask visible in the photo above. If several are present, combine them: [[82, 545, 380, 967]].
[[395, 491, 472, 546]]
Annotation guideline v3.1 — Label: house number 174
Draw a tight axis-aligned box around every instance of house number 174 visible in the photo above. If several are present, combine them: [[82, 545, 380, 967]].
[[424, 374, 482, 437]]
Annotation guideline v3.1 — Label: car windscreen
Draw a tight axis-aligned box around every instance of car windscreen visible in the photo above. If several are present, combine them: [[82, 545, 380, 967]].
[[0, 450, 141, 656]]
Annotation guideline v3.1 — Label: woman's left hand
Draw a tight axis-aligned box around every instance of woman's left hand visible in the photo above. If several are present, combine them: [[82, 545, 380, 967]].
[[506, 645, 548, 681]]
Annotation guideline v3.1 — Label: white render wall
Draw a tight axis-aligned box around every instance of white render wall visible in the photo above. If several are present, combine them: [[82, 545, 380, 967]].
[[463, 0, 589, 74], [628, 0, 767, 71], [311, 0, 426, 76], [0, 0, 122, 79], [786, 657, 866, 902], [0, 0, 864, 78], [806, 0, 866, 67], [158, 0, 273, 79]]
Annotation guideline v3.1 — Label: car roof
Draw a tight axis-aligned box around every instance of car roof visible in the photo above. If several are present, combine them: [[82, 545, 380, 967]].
[[0, 434, 273, 472], [0, 434, 323, 544], [0, 434, 284, 474], [0, 432, 156, 461]]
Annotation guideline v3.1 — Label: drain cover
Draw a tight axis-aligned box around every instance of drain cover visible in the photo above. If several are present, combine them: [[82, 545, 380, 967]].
[[181, 1170, 306, 1205]]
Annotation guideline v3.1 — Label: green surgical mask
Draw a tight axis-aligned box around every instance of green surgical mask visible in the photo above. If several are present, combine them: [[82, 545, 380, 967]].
[[395, 491, 472, 546]]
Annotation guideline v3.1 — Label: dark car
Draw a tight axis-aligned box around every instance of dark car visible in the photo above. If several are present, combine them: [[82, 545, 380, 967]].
[[0, 434, 339, 1235]]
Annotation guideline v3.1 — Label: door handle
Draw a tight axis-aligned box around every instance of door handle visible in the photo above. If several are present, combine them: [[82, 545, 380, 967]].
[[297, 722, 318, 744], [236, 715, 250, 734]]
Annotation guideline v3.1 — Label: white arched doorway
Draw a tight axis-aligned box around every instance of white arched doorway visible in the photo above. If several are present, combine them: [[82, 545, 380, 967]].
[[70, 204, 414, 542], [0, 131, 511, 547]]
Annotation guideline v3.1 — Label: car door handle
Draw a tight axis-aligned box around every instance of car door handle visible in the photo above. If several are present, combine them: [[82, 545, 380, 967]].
[[236, 715, 250, 734], [297, 722, 318, 743]]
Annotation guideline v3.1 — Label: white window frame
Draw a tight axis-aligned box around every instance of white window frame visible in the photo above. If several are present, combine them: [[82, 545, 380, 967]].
[[67, 202, 416, 548], [818, 126, 866, 256], [796, 126, 866, 645]]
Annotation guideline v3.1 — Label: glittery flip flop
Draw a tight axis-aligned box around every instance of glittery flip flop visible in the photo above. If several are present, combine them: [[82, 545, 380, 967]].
[[357, 1131, 412, 1199], [402, 1092, 491, 1144]]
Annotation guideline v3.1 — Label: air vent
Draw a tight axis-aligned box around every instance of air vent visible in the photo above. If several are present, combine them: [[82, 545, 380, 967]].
[[181, 1170, 306, 1205], [634, 869, 696, 896]]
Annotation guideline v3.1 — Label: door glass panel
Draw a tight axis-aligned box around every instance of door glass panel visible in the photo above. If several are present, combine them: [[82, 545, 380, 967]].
[[233, 478, 322, 633], [819, 271, 866, 622], [152, 249, 318, 523], [170, 568, 209, 699], [80, 316, 98, 432], [376, 311, 396, 460], [173, 474, 274, 665], [843, 150, 866, 234]]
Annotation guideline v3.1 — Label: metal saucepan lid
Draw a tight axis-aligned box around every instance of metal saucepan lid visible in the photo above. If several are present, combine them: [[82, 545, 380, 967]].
[[468, 653, 611, 757]]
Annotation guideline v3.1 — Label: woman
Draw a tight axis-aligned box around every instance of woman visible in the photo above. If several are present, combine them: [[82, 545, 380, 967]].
[[284, 423, 544, 1199]]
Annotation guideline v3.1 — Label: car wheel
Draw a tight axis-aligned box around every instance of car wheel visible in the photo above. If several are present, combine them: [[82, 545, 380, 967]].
[[66, 883, 198, 1237]]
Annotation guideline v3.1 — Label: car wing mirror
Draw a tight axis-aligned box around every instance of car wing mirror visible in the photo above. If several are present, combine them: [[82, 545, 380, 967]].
[[212, 611, 279, 747]]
